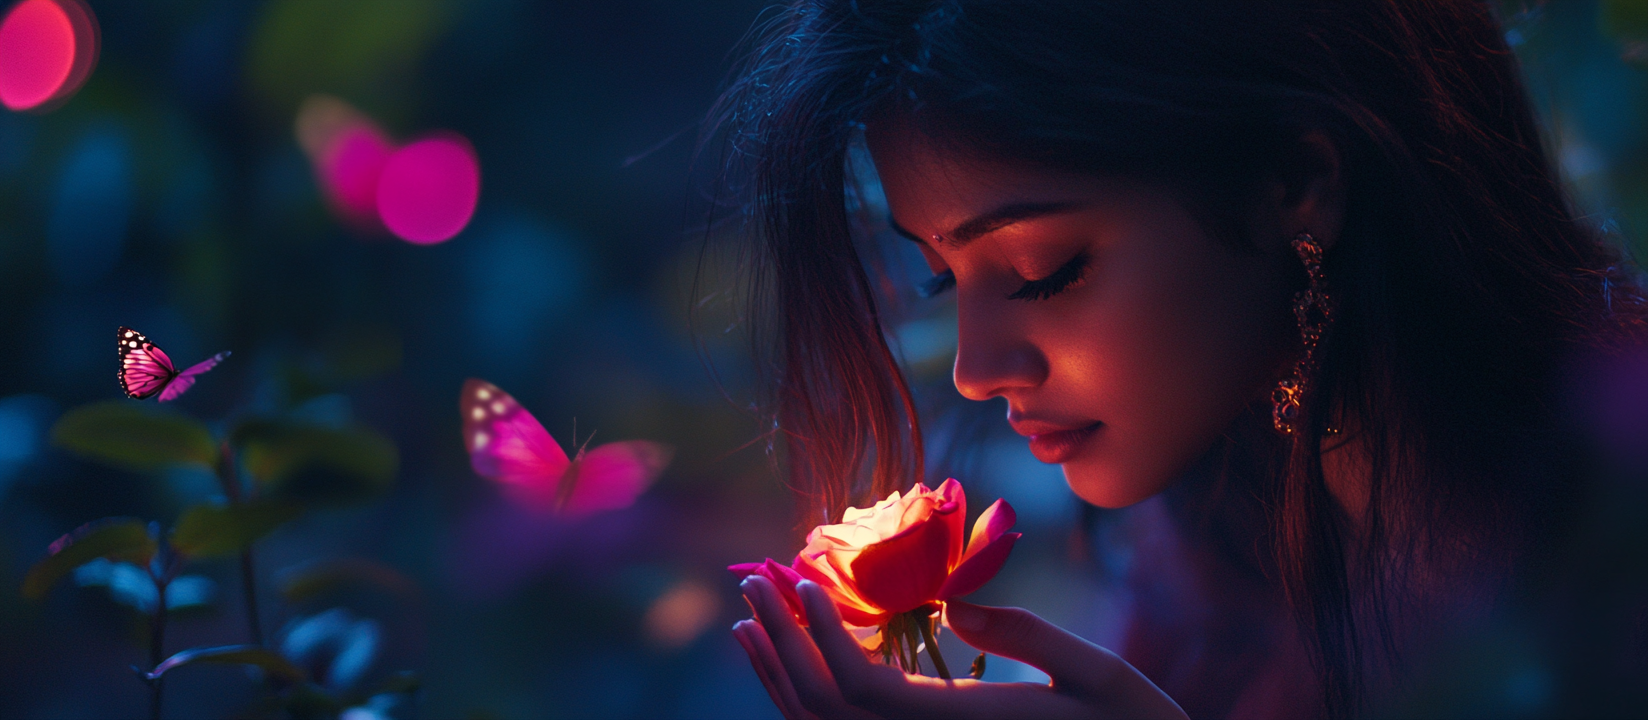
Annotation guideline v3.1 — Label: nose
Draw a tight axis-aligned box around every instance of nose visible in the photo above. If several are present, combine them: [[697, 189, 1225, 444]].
[[951, 300, 1048, 401]]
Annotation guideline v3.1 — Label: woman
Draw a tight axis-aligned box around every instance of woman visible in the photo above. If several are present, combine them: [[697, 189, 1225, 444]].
[[710, 1, 1647, 717]]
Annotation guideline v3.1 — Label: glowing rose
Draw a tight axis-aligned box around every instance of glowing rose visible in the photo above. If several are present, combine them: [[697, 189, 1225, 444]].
[[731, 479, 1020, 676]]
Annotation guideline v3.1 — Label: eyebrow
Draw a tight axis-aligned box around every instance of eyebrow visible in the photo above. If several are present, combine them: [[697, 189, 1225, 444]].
[[889, 201, 1086, 248]]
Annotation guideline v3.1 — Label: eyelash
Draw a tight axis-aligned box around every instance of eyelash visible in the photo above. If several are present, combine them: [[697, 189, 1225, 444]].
[[916, 252, 1091, 301], [1008, 252, 1091, 301]]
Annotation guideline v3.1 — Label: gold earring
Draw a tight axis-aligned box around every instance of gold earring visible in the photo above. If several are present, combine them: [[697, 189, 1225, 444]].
[[1272, 232, 1333, 436]]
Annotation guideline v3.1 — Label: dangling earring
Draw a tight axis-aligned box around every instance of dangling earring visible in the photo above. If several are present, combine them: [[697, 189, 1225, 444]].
[[1272, 232, 1333, 436]]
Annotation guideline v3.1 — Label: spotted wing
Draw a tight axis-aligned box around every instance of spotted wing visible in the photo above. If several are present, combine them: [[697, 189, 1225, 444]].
[[117, 326, 177, 400], [157, 351, 232, 403], [460, 378, 572, 510]]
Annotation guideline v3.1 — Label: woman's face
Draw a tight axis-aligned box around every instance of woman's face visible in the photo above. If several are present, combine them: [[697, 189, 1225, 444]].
[[868, 126, 1304, 508]]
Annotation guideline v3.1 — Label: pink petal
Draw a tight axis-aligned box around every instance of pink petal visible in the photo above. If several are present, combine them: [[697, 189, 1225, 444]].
[[761, 558, 808, 619], [961, 499, 1017, 565], [793, 554, 885, 625], [728, 558, 808, 622], [937, 531, 1020, 600], [727, 562, 764, 577], [848, 514, 952, 613], [934, 479, 968, 568]]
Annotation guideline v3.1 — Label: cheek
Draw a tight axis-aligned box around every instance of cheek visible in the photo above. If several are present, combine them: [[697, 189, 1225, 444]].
[[1040, 247, 1294, 507]]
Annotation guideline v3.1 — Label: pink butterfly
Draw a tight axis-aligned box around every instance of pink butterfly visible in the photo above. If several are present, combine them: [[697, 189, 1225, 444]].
[[460, 378, 672, 516], [117, 326, 231, 402]]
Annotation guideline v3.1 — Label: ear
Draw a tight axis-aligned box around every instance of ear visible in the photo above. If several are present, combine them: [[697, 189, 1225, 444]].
[[1262, 131, 1344, 252]]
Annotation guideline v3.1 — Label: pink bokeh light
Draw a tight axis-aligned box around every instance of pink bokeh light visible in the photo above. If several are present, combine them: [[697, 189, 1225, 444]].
[[376, 134, 480, 245], [295, 95, 395, 232], [319, 124, 394, 229], [0, 0, 97, 112]]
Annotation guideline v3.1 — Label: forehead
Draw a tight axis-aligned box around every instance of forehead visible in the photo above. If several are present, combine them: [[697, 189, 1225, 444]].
[[864, 120, 1133, 236]]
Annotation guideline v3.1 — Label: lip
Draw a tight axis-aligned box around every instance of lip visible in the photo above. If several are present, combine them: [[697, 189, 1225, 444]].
[[1012, 418, 1103, 464]]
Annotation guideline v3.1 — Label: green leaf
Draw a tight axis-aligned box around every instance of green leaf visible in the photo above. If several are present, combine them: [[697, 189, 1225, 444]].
[[278, 557, 419, 604], [51, 402, 216, 473], [171, 501, 304, 557], [146, 645, 306, 683], [233, 420, 398, 505], [22, 518, 157, 599]]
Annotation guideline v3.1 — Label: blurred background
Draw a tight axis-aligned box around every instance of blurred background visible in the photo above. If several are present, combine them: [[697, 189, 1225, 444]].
[[0, 1, 1642, 718]]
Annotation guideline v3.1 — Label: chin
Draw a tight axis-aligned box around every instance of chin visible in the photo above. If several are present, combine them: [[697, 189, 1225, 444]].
[[1061, 459, 1172, 509]]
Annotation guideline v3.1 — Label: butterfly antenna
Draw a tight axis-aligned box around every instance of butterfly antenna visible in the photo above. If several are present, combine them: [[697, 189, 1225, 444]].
[[577, 429, 598, 456]]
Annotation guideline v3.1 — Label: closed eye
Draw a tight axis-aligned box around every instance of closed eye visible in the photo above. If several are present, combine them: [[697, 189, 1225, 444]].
[[1007, 252, 1090, 301]]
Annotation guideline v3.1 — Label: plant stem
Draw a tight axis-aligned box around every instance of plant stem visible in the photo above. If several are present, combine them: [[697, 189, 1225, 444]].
[[240, 548, 263, 646], [220, 443, 264, 646], [915, 609, 951, 680], [150, 580, 168, 720]]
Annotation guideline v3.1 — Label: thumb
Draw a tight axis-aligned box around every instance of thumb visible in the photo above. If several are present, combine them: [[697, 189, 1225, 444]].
[[943, 601, 1131, 695]]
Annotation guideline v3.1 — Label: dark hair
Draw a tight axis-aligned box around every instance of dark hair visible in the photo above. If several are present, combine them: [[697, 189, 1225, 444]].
[[708, 1, 1647, 716]]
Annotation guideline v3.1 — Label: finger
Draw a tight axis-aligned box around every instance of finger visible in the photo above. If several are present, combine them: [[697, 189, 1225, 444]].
[[944, 601, 1172, 704], [797, 581, 906, 705], [796, 582, 1089, 720], [742, 575, 857, 716], [732, 621, 788, 716], [736, 619, 816, 720]]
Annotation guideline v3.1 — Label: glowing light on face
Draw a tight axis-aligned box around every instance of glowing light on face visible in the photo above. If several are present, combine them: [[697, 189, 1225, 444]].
[[376, 134, 480, 245], [0, 0, 97, 112]]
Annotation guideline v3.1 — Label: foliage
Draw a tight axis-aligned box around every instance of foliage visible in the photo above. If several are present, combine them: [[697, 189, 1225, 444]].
[[27, 396, 414, 718], [147, 645, 305, 683], [22, 518, 156, 600], [50, 403, 215, 473], [170, 501, 303, 558], [233, 420, 398, 505]]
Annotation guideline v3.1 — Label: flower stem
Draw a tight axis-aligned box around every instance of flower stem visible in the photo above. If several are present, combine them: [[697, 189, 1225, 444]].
[[903, 617, 921, 673], [915, 609, 951, 680]]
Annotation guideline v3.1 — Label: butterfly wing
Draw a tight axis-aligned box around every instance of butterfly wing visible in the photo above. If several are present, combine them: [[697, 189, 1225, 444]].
[[117, 327, 178, 400], [561, 441, 673, 516], [157, 351, 232, 402], [461, 379, 571, 510]]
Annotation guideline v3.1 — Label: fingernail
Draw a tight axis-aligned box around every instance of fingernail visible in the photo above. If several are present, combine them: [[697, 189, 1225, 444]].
[[731, 622, 757, 654], [945, 601, 985, 633], [795, 579, 821, 607]]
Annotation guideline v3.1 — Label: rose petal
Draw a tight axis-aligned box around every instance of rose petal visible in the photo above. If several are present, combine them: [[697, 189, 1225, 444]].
[[960, 499, 1018, 565], [761, 558, 808, 619], [729, 558, 808, 621], [727, 562, 764, 577], [793, 553, 886, 625], [930, 479, 968, 568], [849, 513, 953, 613], [937, 531, 1020, 600]]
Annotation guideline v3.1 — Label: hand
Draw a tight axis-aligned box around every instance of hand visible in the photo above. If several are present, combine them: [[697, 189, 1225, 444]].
[[733, 575, 1188, 720]]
